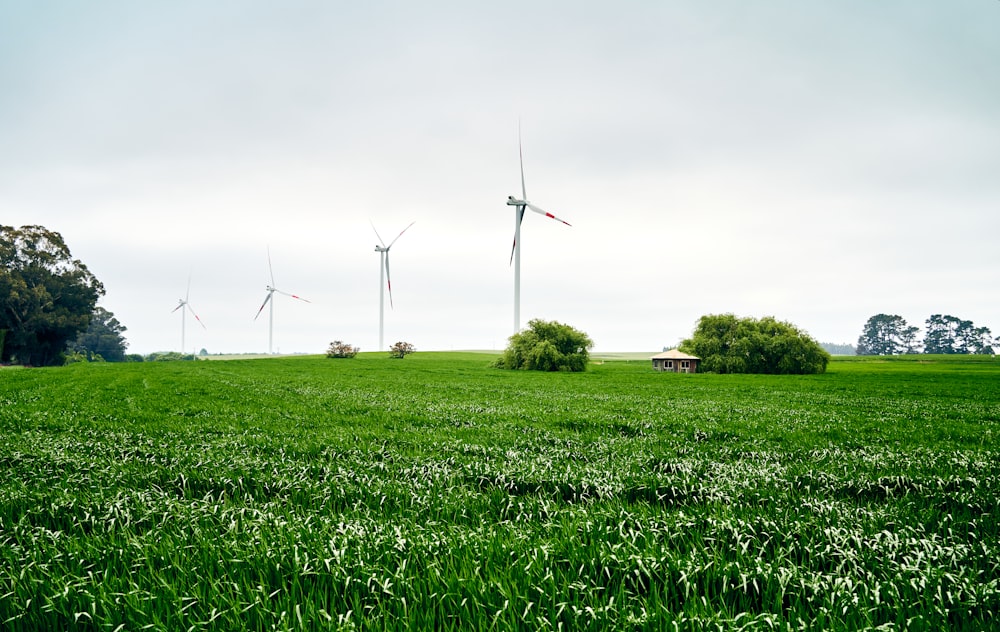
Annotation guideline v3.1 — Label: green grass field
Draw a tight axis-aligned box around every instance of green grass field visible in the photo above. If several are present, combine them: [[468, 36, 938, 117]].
[[2, 353, 998, 630]]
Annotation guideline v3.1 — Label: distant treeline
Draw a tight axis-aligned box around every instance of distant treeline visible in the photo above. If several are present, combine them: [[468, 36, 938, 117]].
[[821, 343, 856, 356], [857, 313, 996, 356]]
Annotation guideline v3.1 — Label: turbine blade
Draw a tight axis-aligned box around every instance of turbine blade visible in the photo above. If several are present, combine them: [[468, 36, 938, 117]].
[[371, 220, 387, 247], [385, 252, 394, 309], [171, 302, 184, 313], [254, 293, 272, 320], [266, 247, 275, 287], [187, 304, 206, 329], [186, 275, 191, 302], [274, 288, 311, 303], [526, 203, 571, 226], [387, 221, 415, 249], [509, 207, 525, 265]]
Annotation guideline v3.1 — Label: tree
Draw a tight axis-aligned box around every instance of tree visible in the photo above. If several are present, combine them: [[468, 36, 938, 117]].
[[924, 314, 995, 354], [924, 314, 962, 354], [856, 314, 920, 356], [1, 225, 105, 366], [493, 319, 593, 372], [960, 325, 996, 355], [679, 314, 830, 374], [389, 341, 416, 359], [327, 340, 360, 358], [68, 306, 128, 362]]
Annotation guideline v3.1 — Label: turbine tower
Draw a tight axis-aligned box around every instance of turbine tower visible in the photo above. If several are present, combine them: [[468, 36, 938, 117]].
[[171, 277, 205, 354], [254, 249, 310, 354], [373, 221, 415, 351], [506, 128, 571, 333]]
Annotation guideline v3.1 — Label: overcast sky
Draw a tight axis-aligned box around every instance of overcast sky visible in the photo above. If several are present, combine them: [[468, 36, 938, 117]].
[[3, 1, 998, 355]]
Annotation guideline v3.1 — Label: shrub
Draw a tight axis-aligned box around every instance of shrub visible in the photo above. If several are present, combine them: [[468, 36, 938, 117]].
[[389, 341, 415, 359], [327, 340, 360, 359], [493, 319, 593, 372]]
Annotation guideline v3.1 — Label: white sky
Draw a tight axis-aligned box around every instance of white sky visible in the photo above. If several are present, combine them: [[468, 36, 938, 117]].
[[2, 1, 998, 354]]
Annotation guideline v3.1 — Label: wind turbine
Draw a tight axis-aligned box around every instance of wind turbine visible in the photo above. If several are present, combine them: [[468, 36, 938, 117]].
[[373, 220, 415, 351], [506, 128, 571, 333], [171, 277, 206, 354], [254, 249, 310, 355]]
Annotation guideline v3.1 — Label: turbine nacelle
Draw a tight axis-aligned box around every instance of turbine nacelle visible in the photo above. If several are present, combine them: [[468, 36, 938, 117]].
[[507, 196, 526, 207]]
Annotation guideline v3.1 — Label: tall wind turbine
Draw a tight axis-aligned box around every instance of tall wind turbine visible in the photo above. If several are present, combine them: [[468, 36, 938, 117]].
[[254, 249, 310, 354], [506, 129, 571, 333], [171, 278, 206, 354], [373, 221, 415, 351]]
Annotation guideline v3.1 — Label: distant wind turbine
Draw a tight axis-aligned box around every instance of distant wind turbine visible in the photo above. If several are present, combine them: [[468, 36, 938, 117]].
[[506, 127, 571, 333], [254, 249, 310, 354], [171, 277, 206, 353], [373, 220, 415, 351]]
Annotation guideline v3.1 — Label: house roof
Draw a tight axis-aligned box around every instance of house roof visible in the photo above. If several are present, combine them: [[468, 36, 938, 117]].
[[651, 349, 700, 360]]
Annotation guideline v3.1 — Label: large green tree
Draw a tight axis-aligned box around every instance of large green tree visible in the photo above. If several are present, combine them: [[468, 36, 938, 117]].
[[0, 225, 105, 366], [856, 313, 920, 356], [679, 314, 830, 374], [924, 314, 994, 354], [494, 319, 593, 372], [68, 306, 129, 362]]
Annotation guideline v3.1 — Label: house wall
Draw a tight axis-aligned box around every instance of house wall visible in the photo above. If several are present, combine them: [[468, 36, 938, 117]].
[[652, 358, 699, 373]]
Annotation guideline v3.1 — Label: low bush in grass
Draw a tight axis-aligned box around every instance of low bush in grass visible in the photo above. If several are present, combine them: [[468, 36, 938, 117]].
[[327, 340, 359, 358]]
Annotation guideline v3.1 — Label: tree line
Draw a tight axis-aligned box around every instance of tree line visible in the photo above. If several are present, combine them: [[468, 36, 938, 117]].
[[857, 313, 996, 356]]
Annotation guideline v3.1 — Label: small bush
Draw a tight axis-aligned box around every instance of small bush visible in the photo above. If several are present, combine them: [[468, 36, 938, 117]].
[[327, 340, 360, 359], [63, 350, 88, 365], [389, 341, 415, 359]]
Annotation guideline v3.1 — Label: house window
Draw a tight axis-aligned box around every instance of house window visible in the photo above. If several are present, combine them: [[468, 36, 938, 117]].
[[681, 361, 689, 369], [666, 361, 673, 370]]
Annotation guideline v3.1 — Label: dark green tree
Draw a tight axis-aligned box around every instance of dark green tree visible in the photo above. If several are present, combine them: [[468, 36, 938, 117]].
[[493, 319, 593, 372], [924, 314, 963, 354], [679, 314, 830, 374], [924, 314, 994, 354], [960, 325, 995, 355], [1, 225, 105, 366], [856, 314, 920, 355], [68, 306, 129, 362]]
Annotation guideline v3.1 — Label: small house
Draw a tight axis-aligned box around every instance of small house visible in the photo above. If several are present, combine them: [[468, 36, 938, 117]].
[[651, 349, 700, 373]]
